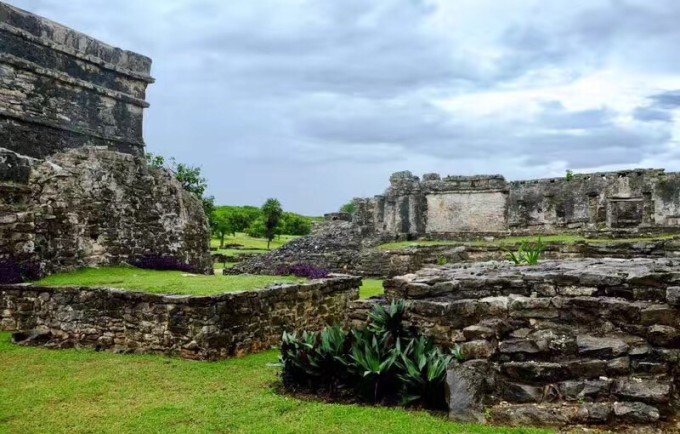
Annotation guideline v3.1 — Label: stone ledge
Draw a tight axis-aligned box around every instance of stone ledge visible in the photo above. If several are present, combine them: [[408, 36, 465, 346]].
[[0, 5, 154, 81], [0, 53, 150, 107]]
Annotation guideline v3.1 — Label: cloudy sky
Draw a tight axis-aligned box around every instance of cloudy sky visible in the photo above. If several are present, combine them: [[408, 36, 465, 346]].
[[12, 0, 680, 215]]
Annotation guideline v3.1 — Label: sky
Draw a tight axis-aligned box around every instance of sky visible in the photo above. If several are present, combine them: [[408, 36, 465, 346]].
[[11, 0, 680, 215]]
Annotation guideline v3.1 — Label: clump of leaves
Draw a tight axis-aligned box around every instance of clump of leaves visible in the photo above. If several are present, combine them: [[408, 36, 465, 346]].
[[0, 259, 42, 284], [506, 237, 546, 266], [275, 263, 330, 279], [436, 255, 448, 266], [565, 169, 575, 181], [279, 300, 453, 409]]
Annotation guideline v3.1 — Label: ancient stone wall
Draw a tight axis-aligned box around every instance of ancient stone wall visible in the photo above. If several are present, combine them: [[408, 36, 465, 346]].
[[0, 2, 152, 158], [356, 169, 680, 238], [347, 259, 680, 426], [1, 276, 360, 360], [0, 2, 212, 276]]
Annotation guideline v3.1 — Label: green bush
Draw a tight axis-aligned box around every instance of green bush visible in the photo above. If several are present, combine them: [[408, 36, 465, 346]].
[[279, 301, 457, 409], [506, 237, 546, 266]]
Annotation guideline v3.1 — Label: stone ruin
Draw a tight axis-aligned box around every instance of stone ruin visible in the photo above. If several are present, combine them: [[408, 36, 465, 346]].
[[0, 2, 212, 276], [355, 169, 680, 239], [349, 258, 680, 427], [5, 2, 680, 431]]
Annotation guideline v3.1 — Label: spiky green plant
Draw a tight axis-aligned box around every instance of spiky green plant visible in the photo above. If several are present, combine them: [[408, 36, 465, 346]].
[[367, 300, 409, 338], [397, 336, 453, 409]]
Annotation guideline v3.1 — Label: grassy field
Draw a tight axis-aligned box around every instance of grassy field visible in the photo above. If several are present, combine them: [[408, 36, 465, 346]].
[[377, 234, 676, 251], [360, 279, 384, 299], [0, 333, 549, 434], [36, 267, 304, 296], [212, 233, 300, 257]]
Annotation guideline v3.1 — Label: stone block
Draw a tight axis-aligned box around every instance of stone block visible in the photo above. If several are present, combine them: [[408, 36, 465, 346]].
[[445, 361, 491, 423]]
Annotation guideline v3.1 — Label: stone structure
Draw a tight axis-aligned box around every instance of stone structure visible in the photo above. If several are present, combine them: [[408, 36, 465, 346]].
[[1, 275, 360, 359], [225, 219, 366, 276], [0, 2, 212, 276], [355, 169, 680, 239], [348, 258, 680, 426]]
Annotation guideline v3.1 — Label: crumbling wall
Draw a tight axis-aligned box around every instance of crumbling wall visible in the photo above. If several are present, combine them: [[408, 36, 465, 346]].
[[356, 169, 680, 238], [0, 1, 152, 158], [348, 259, 680, 427], [1, 276, 360, 360], [0, 2, 211, 276]]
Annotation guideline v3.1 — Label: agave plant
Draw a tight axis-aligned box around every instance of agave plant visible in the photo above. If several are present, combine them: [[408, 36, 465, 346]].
[[522, 237, 546, 265], [396, 336, 453, 409], [367, 300, 409, 338], [280, 326, 350, 391], [507, 237, 546, 266], [347, 330, 401, 402]]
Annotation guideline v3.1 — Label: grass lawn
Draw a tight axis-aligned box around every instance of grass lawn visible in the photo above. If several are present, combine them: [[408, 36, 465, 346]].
[[360, 279, 384, 299], [212, 233, 300, 254], [377, 234, 676, 251], [0, 333, 549, 434], [35, 267, 304, 296]]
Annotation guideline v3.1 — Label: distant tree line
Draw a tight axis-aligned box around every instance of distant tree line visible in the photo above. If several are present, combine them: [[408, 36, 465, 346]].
[[211, 199, 317, 249]]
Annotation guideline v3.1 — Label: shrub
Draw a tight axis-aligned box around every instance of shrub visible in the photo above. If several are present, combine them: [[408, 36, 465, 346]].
[[279, 301, 454, 409], [0, 259, 41, 284], [506, 237, 546, 266], [275, 264, 330, 279], [129, 255, 196, 273]]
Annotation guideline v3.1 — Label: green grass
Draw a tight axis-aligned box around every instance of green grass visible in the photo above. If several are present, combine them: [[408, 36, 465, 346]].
[[360, 279, 384, 299], [212, 233, 300, 259], [35, 267, 304, 296], [0, 333, 549, 434], [212, 233, 300, 251], [377, 234, 676, 251]]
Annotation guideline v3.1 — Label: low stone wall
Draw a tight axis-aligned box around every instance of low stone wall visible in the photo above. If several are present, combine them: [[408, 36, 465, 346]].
[[1, 276, 360, 360], [347, 259, 680, 427]]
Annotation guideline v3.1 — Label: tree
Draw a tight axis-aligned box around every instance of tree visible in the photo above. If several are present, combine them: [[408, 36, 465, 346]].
[[261, 198, 283, 249], [339, 200, 357, 214], [280, 212, 312, 236], [211, 208, 236, 248], [146, 152, 214, 227]]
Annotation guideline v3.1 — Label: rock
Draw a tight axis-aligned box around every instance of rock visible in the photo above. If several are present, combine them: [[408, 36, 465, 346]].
[[463, 324, 496, 341], [489, 404, 571, 426], [501, 382, 544, 403], [460, 340, 496, 360], [501, 362, 569, 382], [640, 305, 677, 326], [665, 286, 680, 306], [647, 325, 680, 346], [499, 339, 542, 354], [576, 335, 629, 358], [606, 357, 631, 376], [613, 401, 660, 423], [612, 379, 671, 404], [565, 359, 607, 379], [445, 362, 491, 423]]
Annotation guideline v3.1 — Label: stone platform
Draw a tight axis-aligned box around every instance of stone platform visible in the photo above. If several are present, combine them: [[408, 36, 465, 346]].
[[348, 258, 680, 427]]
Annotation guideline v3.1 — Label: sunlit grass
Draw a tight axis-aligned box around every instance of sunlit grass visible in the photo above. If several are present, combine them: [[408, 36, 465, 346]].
[[360, 279, 384, 299], [36, 266, 304, 296], [0, 333, 551, 434]]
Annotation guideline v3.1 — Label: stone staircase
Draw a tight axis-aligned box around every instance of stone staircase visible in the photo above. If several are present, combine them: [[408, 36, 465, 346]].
[[349, 258, 680, 427]]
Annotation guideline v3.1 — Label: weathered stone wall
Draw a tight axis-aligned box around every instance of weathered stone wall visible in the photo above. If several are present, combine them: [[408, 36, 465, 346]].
[[348, 259, 680, 426], [1, 276, 360, 360], [0, 2, 152, 158], [356, 168, 680, 238], [0, 3, 212, 276]]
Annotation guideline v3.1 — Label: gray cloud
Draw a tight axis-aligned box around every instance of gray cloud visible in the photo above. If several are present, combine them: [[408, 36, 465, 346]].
[[8, 0, 680, 214]]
